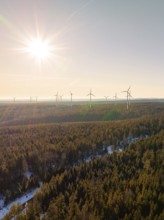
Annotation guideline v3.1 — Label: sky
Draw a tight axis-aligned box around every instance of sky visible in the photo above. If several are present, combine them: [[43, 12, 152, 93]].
[[0, 0, 164, 99]]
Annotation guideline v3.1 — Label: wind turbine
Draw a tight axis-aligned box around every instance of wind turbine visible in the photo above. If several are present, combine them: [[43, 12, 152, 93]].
[[122, 86, 132, 110], [113, 93, 117, 104], [104, 96, 109, 104], [70, 91, 73, 106], [129, 91, 132, 105], [87, 89, 95, 108], [35, 96, 38, 103], [54, 92, 58, 104]]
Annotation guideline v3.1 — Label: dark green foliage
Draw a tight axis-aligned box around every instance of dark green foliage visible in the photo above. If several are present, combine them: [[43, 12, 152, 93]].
[[103, 108, 121, 120]]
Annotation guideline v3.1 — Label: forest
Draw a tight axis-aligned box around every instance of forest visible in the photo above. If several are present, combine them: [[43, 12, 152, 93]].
[[0, 102, 163, 126], [0, 102, 164, 219]]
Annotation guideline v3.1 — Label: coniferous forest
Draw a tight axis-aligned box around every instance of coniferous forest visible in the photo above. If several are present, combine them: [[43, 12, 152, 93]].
[[0, 102, 164, 220]]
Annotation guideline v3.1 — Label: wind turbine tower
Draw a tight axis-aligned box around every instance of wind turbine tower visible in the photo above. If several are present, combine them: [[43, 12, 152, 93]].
[[87, 89, 95, 108], [113, 93, 117, 104], [70, 91, 73, 106], [122, 86, 132, 110], [104, 96, 109, 104], [54, 92, 58, 104]]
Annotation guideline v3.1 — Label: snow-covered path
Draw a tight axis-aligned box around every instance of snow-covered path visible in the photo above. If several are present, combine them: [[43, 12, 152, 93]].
[[0, 188, 39, 219]]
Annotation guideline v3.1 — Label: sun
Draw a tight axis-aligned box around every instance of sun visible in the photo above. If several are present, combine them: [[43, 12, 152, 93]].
[[15, 31, 64, 64], [25, 38, 52, 62]]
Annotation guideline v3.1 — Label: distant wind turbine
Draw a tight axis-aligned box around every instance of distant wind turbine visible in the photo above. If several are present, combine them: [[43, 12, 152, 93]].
[[104, 96, 109, 104], [122, 86, 132, 110], [87, 89, 95, 108], [54, 92, 58, 103], [35, 96, 38, 103], [70, 91, 73, 106], [128, 91, 132, 105], [113, 93, 117, 104], [13, 97, 16, 103]]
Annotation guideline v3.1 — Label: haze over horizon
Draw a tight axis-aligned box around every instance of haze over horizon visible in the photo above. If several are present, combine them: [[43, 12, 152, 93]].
[[0, 0, 164, 99]]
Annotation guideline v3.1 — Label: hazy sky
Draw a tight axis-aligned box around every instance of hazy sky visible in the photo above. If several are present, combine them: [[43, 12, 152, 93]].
[[0, 0, 164, 99]]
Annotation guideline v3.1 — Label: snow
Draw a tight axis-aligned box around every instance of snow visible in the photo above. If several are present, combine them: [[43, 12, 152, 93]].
[[84, 153, 102, 163], [127, 137, 140, 144], [0, 188, 39, 219], [96, 154, 102, 158], [107, 146, 113, 154], [84, 134, 147, 159], [84, 156, 92, 163], [0, 198, 4, 209], [24, 170, 32, 179]]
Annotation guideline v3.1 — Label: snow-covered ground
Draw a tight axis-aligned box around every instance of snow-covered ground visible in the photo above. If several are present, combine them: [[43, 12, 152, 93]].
[[84, 135, 148, 164], [24, 170, 33, 179], [107, 146, 113, 154], [0, 198, 4, 209], [84, 153, 102, 163], [0, 188, 39, 219], [84, 156, 92, 163]]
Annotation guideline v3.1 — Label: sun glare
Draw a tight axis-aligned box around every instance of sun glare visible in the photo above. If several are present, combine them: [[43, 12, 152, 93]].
[[24, 38, 53, 62], [16, 31, 65, 64]]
